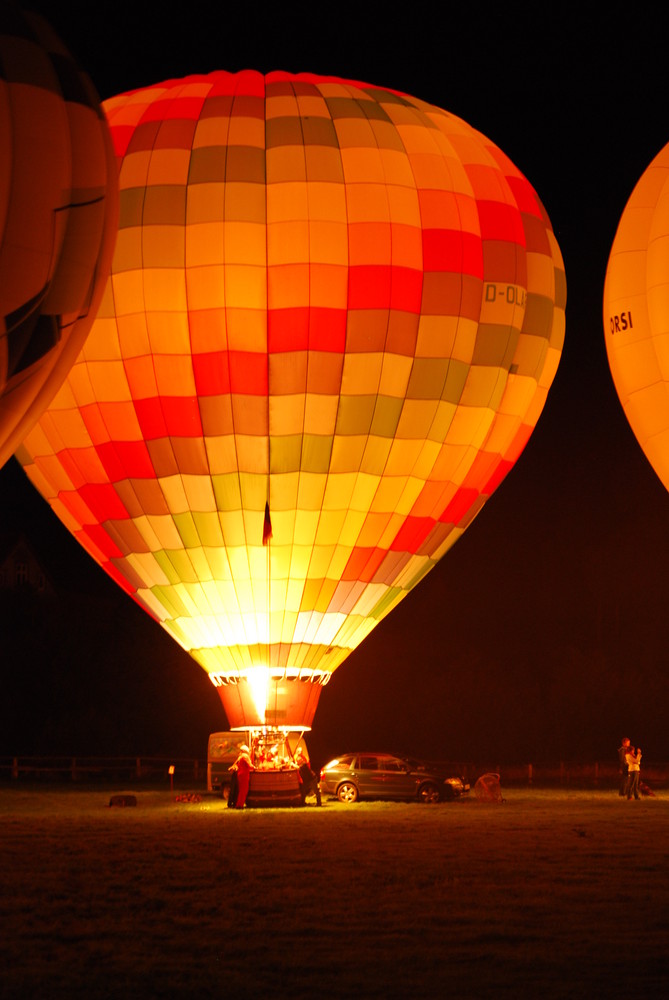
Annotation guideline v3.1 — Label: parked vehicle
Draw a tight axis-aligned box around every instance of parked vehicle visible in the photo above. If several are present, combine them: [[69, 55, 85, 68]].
[[207, 732, 250, 795], [319, 752, 470, 803]]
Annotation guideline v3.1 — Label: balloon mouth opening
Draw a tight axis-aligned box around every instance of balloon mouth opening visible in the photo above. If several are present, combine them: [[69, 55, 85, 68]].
[[209, 667, 331, 688], [210, 667, 330, 730]]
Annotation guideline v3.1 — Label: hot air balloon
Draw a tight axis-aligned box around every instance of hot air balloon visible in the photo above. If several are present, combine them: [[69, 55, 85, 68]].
[[17, 71, 565, 735], [604, 143, 669, 491], [0, 5, 117, 468]]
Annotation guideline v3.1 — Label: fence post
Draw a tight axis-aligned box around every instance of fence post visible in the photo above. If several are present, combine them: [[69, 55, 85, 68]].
[[528, 763, 533, 785], [11, 757, 19, 780]]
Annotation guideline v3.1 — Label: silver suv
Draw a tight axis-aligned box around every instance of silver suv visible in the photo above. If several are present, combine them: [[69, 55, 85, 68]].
[[319, 752, 469, 803]]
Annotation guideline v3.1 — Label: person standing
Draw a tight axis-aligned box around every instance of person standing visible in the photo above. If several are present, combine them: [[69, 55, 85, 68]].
[[625, 745, 642, 800], [295, 747, 322, 806], [618, 737, 631, 796], [227, 767, 239, 808], [229, 744, 255, 808]]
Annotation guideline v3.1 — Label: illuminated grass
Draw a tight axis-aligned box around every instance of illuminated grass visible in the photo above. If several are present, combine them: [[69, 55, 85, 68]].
[[1, 789, 668, 998]]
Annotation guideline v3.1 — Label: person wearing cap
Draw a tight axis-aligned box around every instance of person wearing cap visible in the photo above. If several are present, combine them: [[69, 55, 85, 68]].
[[229, 744, 255, 808]]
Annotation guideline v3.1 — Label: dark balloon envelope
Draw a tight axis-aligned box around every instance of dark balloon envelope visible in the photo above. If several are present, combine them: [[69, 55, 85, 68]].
[[604, 143, 669, 492], [0, 4, 117, 468], [17, 71, 565, 730]]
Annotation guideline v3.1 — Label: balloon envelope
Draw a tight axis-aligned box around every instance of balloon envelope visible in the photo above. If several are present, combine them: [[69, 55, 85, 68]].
[[604, 143, 669, 491], [0, 5, 117, 468], [18, 71, 565, 729]]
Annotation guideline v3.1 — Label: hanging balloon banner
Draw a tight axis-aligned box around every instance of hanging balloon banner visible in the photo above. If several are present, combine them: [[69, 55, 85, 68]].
[[17, 71, 565, 730]]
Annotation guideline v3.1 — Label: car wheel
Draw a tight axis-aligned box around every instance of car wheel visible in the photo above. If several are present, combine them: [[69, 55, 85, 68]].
[[337, 782, 359, 803], [418, 781, 441, 803]]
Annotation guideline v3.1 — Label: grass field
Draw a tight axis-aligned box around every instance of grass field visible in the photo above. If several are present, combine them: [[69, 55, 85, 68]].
[[1, 787, 668, 999]]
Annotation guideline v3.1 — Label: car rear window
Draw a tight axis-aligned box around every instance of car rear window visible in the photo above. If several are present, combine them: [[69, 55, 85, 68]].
[[325, 755, 354, 769]]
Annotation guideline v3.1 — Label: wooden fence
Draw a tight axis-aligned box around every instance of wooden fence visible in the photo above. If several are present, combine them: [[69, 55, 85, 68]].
[[2, 756, 669, 789], [456, 760, 669, 790], [0, 755, 202, 783]]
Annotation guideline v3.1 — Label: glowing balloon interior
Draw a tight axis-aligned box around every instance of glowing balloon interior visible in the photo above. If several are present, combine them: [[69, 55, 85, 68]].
[[17, 71, 565, 730], [604, 142, 669, 491], [0, 6, 117, 468]]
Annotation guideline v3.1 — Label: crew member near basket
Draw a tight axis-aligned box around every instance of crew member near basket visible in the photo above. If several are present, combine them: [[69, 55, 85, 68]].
[[229, 744, 255, 808], [295, 747, 321, 806]]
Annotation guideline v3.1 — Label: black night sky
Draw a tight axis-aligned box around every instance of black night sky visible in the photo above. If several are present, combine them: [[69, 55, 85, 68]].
[[2, 2, 669, 766]]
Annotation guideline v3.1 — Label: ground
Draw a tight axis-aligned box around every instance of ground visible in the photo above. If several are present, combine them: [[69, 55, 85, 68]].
[[1, 787, 668, 998]]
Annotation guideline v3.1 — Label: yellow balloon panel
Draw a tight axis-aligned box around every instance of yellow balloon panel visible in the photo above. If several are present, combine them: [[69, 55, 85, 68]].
[[17, 71, 565, 729], [604, 143, 669, 489]]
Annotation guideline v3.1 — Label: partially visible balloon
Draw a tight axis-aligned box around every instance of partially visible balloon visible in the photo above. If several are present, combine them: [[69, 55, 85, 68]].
[[0, 5, 117, 468], [18, 71, 565, 730], [604, 143, 669, 491]]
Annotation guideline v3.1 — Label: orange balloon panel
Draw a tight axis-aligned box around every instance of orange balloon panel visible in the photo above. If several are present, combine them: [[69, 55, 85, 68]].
[[18, 71, 565, 729], [0, 6, 117, 468], [604, 143, 669, 490]]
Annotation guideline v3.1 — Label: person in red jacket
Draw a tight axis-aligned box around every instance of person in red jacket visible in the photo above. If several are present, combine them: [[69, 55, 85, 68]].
[[229, 745, 255, 808]]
